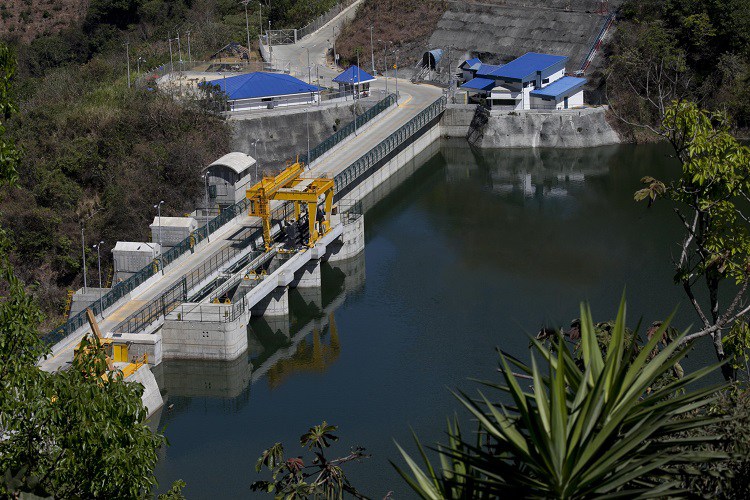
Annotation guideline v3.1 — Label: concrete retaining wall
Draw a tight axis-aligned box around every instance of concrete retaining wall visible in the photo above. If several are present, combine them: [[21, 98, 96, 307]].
[[161, 305, 249, 361], [125, 364, 164, 419], [440, 104, 476, 138], [470, 107, 620, 148], [229, 98, 382, 172]]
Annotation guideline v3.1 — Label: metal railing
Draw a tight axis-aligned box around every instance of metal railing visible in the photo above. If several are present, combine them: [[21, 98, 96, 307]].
[[43, 95, 443, 345], [300, 93, 396, 165], [298, 0, 356, 40], [333, 96, 447, 200]]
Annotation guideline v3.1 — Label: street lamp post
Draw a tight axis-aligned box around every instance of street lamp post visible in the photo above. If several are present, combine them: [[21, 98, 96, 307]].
[[177, 32, 183, 71], [395, 49, 399, 104], [93, 241, 104, 312], [186, 31, 192, 64], [241, 0, 252, 59], [125, 40, 131, 88], [369, 26, 375, 75], [202, 173, 211, 241], [306, 107, 310, 167], [306, 47, 311, 84], [168, 35, 174, 73], [332, 26, 337, 68], [80, 224, 87, 293], [379, 40, 388, 94], [154, 200, 165, 274], [253, 139, 260, 183]]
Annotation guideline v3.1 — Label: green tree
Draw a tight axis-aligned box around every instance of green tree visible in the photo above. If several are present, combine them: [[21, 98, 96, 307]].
[[0, 41, 168, 498], [252, 422, 370, 498], [635, 101, 750, 379], [395, 300, 728, 498]]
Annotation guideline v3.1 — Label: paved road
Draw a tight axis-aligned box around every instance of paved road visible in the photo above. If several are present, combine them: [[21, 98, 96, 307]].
[[40, 5, 442, 374]]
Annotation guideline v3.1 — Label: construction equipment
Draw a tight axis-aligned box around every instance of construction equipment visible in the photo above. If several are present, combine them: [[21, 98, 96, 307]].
[[246, 161, 335, 252], [74, 308, 148, 378]]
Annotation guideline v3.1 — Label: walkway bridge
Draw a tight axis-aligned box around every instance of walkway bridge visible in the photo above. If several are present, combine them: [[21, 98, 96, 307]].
[[41, 82, 446, 372]]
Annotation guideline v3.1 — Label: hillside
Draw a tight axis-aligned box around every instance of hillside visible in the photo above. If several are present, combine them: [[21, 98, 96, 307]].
[[0, 0, 88, 43]]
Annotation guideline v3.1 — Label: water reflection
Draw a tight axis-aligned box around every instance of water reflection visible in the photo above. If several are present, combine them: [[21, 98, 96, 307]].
[[156, 252, 366, 401]]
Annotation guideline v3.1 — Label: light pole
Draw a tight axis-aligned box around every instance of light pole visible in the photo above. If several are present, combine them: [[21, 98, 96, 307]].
[[332, 26, 337, 67], [137, 56, 144, 74], [80, 224, 88, 293], [306, 107, 310, 167], [125, 40, 131, 88], [241, 0, 251, 59], [154, 200, 164, 274], [258, 2, 262, 39], [186, 31, 192, 64], [394, 49, 399, 104], [379, 39, 388, 94], [168, 35, 174, 73], [177, 31, 183, 71], [202, 173, 211, 241], [306, 47, 311, 84], [369, 26, 375, 75], [253, 139, 260, 183], [93, 241, 104, 312]]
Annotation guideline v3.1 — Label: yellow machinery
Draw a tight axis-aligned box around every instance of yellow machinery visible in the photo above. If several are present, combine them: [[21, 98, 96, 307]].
[[246, 161, 335, 251], [74, 308, 148, 378]]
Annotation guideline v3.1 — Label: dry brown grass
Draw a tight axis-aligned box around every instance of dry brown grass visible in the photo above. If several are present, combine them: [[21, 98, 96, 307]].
[[0, 0, 89, 43], [335, 0, 447, 74]]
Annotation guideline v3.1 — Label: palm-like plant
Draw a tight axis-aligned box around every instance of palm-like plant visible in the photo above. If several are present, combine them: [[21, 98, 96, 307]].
[[394, 300, 728, 498]]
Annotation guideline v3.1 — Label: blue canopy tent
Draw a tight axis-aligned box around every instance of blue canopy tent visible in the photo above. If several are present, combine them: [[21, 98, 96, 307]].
[[333, 65, 376, 95]]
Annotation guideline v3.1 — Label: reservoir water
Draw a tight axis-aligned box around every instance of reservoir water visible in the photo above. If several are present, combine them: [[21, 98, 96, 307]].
[[153, 140, 717, 497]]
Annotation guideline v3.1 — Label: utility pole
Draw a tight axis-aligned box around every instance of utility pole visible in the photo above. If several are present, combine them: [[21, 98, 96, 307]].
[[125, 40, 131, 88], [241, 0, 251, 60], [370, 26, 375, 74], [186, 31, 192, 64]]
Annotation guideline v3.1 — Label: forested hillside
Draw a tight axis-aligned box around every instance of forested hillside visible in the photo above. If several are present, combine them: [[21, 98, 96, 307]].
[[1, 0, 339, 330], [606, 0, 750, 137]]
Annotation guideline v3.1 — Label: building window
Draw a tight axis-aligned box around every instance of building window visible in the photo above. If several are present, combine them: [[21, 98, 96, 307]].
[[492, 99, 517, 106], [542, 78, 549, 84]]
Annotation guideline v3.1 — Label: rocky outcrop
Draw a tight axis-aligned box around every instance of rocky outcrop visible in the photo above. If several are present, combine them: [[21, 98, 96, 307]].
[[469, 107, 621, 148]]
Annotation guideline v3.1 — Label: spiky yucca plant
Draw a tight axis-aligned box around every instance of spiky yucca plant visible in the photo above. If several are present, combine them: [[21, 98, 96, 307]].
[[394, 300, 728, 499]]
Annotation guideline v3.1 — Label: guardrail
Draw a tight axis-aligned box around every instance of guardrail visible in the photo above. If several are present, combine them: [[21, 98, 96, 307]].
[[43, 94, 442, 346], [300, 93, 396, 165], [333, 96, 447, 200]]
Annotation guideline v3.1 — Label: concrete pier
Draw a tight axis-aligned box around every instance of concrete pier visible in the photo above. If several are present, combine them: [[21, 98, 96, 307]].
[[161, 303, 250, 361], [251, 286, 290, 317]]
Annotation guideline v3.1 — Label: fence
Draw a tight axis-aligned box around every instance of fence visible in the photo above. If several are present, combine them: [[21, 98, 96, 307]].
[[298, 0, 356, 40], [333, 96, 447, 201], [44, 94, 440, 345], [300, 93, 396, 165]]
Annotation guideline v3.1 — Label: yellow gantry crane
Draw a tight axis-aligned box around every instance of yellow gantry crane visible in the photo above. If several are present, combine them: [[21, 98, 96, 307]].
[[246, 161, 335, 252]]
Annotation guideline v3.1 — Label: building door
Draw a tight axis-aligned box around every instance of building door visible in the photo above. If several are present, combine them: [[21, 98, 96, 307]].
[[564, 96, 569, 109]]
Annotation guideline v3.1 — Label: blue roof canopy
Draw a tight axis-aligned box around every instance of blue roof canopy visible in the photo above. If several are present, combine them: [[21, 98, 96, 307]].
[[488, 53, 568, 81], [460, 57, 482, 69], [530, 76, 586, 100], [333, 65, 376, 84], [204, 72, 319, 100], [475, 64, 504, 77], [461, 77, 496, 91]]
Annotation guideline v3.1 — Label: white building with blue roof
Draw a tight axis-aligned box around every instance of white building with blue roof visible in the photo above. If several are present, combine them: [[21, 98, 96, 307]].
[[333, 65, 376, 96], [202, 72, 320, 111], [460, 52, 585, 110]]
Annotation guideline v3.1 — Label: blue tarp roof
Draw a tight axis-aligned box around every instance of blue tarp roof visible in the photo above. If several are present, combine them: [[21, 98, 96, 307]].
[[205, 72, 319, 100], [333, 65, 376, 84], [461, 77, 496, 91], [460, 57, 482, 69], [476, 64, 504, 77], [490, 52, 568, 80], [530, 76, 587, 100]]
